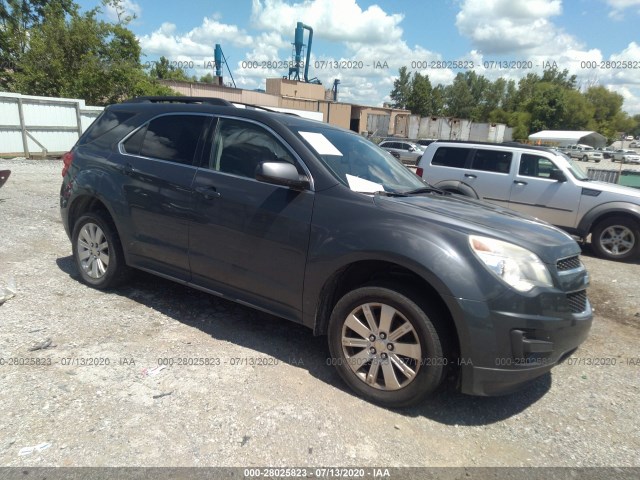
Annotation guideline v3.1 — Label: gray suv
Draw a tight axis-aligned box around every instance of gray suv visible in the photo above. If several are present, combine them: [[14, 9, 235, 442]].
[[60, 98, 591, 407], [417, 141, 640, 261]]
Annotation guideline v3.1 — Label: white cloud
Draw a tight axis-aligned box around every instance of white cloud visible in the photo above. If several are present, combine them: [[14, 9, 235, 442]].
[[138, 15, 253, 60], [456, 0, 572, 55], [251, 0, 404, 44], [104, 0, 142, 24], [606, 0, 640, 19]]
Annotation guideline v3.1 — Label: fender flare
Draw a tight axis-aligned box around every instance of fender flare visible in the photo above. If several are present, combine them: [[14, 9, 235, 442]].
[[577, 202, 640, 236]]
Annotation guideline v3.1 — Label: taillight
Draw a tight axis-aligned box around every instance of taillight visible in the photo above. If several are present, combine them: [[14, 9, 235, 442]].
[[62, 151, 74, 177], [416, 167, 423, 177]]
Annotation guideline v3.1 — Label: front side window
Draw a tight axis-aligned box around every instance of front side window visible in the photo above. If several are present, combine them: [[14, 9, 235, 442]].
[[519, 154, 557, 178], [210, 118, 296, 178], [126, 115, 209, 165]]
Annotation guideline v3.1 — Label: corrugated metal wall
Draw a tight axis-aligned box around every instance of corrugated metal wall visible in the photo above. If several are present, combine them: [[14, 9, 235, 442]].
[[0, 92, 103, 157]]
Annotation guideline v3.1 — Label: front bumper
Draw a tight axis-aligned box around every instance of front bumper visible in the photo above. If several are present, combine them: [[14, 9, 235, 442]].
[[452, 296, 592, 396]]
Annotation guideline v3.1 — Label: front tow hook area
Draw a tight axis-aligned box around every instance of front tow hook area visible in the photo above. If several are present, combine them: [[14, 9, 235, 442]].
[[510, 329, 554, 359]]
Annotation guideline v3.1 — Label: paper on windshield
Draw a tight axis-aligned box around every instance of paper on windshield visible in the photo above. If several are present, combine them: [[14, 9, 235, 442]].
[[299, 131, 343, 156], [346, 174, 384, 193]]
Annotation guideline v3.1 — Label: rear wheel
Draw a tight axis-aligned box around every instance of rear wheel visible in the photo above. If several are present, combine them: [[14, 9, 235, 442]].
[[328, 284, 449, 407], [591, 216, 640, 262], [72, 212, 130, 289]]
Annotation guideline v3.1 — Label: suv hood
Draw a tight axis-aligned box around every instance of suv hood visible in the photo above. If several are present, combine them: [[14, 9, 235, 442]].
[[582, 180, 640, 200], [374, 193, 580, 263]]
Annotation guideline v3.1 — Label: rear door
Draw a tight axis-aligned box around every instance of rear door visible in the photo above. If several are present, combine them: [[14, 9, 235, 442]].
[[116, 113, 211, 280], [508, 153, 580, 228], [189, 117, 314, 320], [463, 148, 514, 207], [424, 145, 471, 188]]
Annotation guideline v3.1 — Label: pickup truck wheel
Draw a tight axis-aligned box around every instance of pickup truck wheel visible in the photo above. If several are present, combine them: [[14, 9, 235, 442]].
[[72, 212, 130, 289], [328, 284, 446, 408], [591, 216, 640, 261]]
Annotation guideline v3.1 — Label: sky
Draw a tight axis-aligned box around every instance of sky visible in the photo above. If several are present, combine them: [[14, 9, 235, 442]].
[[76, 0, 640, 114]]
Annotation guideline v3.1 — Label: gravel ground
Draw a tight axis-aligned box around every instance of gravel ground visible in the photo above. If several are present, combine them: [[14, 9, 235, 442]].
[[0, 159, 639, 468]]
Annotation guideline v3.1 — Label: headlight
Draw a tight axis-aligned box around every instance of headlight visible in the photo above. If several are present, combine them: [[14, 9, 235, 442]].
[[469, 235, 553, 293]]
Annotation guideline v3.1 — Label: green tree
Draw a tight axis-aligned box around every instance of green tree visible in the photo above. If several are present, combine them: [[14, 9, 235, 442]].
[[12, 4, 173, 104], [541, 67, 577, 89], [148, 55, 194, 82], [406, 72, 432, 117], [444, 72, 475, 118], [390, 66, 411, 109], [199, 72, 215, 83], [429, 84, 446, 116], [562, 89, 594, 130], [0, 0, 76, 88]]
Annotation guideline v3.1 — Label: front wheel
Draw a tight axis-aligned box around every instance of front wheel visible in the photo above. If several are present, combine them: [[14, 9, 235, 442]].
[[591, 216, 640, 262], [582, 155, 588, 162], [72, 212, 130, 289], [328, 284, 449, 407]]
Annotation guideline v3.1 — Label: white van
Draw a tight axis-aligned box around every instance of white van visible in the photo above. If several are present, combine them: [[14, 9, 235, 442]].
[[416, 141, 640, 261]]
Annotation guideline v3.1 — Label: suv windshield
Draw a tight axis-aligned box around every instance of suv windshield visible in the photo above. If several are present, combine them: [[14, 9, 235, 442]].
[[294, 127, 426, 193], [555, 151, 589, 180]]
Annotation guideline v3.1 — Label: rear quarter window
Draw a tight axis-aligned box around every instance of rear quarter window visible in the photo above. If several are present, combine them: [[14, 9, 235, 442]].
[[431, 146, 471, 168], [78, 109, 137, 148]]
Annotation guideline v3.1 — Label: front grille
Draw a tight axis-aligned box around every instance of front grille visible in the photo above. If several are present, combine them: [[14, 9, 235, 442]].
[[557, 255, 581, 271], [567, 290, 587, 313]]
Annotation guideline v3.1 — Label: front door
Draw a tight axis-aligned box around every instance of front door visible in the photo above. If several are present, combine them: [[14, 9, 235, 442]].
[[189, 117, 314, 320], [508, 153, 580, 228]]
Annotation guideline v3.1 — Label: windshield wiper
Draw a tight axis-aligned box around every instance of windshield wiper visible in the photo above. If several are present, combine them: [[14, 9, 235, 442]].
[[374, 187, 450, 197], [402, 186, 449, 195]]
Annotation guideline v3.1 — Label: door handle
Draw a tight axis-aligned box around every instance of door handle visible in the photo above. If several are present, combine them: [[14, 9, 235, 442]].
[[464, 173, 477, 179], [195, 186, 221, 200], [118, 163, 135, 176], [513, 180, 528, 185]]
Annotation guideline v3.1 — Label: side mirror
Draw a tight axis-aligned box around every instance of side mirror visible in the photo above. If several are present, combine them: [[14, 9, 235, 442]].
[[255, 162, 310, 190], [408, 146, 415, 152], [549, 168, 567, 182]]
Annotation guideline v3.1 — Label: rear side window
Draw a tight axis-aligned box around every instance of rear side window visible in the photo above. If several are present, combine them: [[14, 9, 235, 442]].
[[431, 147, 471, 168], [128, 115, 209, 165], [470, 149, 512, 174]]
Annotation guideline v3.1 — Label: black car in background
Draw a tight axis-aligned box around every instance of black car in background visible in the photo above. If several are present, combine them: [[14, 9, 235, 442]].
[[60, 97, 592, 407]]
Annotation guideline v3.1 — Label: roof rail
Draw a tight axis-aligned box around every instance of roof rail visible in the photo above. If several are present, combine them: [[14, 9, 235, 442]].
[[231, 102, 299, 116], [124, 96, 235, 107]]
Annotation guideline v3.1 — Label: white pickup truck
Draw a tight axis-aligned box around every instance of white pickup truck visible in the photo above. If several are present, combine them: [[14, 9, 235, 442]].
[[565, 144, 603, 163]]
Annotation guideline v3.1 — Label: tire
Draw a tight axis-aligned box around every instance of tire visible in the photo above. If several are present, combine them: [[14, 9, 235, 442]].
[[72, 211, 130, 289], [582, 155, 588, 162], [327, 283, 449, 408], [591, 216, 640, 262]]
